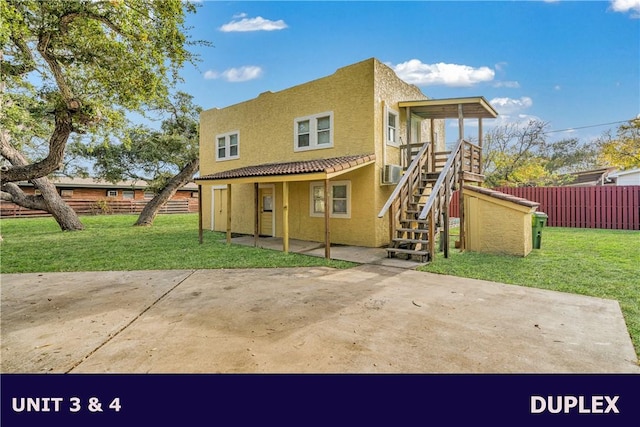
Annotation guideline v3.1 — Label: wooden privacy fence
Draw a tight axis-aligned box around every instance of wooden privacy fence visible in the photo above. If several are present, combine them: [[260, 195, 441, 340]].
[[449, 186, 640, 230], [1, 198, 199, 218]]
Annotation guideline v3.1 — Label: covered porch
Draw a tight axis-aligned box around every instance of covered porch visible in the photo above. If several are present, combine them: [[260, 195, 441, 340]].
[[226, 234, 428, 268], [398, 96, 498, 173], [195, 154, 376, 259]]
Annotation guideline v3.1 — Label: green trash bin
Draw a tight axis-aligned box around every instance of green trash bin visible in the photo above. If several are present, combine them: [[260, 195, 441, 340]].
[[532, 212, 548, 249]]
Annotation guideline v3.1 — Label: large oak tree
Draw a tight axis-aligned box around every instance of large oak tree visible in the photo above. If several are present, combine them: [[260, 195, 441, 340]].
[[0, 0, 199, 230], [73, 92, 201, 226]]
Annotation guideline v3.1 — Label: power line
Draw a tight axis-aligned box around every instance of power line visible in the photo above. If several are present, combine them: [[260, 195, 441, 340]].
[[544, 119, 634, 135]]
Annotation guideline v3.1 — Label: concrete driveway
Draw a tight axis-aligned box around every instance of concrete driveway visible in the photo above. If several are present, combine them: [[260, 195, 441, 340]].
[[1, 265, 638, 373]]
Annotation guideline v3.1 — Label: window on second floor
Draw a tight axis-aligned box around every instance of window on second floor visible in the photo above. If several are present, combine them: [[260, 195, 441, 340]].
[[216, 131, 240, 161], [294, 112, 333, 152], [386, 107, 399, 146]]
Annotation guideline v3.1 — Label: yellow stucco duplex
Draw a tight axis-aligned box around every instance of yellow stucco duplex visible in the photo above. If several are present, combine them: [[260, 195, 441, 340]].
[[196, 58, 446, 250]]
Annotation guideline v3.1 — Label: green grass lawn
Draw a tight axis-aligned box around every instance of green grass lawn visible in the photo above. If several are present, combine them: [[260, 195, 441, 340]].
[[421, 227, 640, 362], [0, 214, 354, 272], [1, 214, 638, 360]]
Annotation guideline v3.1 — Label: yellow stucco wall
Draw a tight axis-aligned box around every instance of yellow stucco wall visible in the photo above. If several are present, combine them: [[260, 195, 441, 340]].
[[198, 58, 444, 247], [464, 191, 536, 257]]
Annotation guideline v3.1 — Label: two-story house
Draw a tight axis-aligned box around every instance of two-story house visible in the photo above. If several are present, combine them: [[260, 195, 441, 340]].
[[196, 58, 497, 260]]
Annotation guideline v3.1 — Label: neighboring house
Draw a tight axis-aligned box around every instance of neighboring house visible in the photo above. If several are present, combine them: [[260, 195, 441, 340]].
[[196, 58, 497, 260], [608, 168, 640, 186], [1, 177, 199, 217], [560, 167, 617, 186]]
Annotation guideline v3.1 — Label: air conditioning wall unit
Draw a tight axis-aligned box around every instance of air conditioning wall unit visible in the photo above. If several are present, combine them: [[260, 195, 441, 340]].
[[382, 164, 403, 185]]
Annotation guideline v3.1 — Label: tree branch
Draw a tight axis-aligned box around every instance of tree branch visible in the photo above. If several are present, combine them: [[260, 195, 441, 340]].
[[0, 112, 72, 183], [1, 182, 47, 210]]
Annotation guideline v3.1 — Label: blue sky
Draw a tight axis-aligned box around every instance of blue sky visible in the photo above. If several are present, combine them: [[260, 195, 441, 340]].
[[178, 1, 640, 144]]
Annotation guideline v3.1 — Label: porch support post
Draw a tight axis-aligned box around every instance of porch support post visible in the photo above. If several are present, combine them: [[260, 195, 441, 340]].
[[226, 184, 232, 244], [457, 103, 465, 251], [198, 184, 203, 244], [282, 181, 290, 253], [430, 118, 436, 172], [428, 209, 435, 261], [254, 183, 259, 247], [458, 175, 465, 251], [458, 103, 464, 141], [443, 177, 450, 258], [405, 107, 412, 168], [478, 118, 483, 174], [324, 178, 331, 259]]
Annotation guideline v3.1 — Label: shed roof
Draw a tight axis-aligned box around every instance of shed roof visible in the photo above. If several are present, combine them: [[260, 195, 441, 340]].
[[398, 97, 498, 119], [463, 185, 539, 209]]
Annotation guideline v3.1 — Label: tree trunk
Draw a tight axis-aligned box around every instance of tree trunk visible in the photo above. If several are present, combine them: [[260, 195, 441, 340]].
[[134, 158, 199, 226], [1, 129, 84, 231], [2, 179, 85, 231]]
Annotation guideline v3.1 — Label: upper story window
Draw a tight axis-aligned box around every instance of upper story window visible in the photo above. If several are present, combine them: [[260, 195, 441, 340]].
[[294, 112, 333, 152], [386, 107, 399, 146], [216, 131, 240, 161]]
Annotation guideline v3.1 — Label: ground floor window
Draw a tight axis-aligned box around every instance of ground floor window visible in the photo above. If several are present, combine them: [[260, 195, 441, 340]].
[[309, 181, 351, 218]]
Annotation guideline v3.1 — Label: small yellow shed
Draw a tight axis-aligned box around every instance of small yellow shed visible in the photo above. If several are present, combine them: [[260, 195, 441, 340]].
[[463, 185, 540, 257]]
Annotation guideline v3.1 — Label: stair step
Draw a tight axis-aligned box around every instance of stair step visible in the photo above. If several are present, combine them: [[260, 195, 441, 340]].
[[386, 247, 430, 256], [396, 227, 429, 234], [400, 218, 429, 224], [392, 238, 429, 244]]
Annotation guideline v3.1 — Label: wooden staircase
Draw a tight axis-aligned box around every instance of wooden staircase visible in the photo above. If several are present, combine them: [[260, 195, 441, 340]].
[[378, 138, 482, 262]]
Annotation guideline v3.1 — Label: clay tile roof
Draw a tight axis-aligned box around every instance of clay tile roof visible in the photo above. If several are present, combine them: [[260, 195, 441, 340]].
[[463, 185, 539, 209], [197, 154, 376, 181]]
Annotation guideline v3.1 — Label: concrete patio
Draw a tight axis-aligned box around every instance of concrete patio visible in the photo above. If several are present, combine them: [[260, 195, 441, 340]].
[[2, 261, 638, 373]]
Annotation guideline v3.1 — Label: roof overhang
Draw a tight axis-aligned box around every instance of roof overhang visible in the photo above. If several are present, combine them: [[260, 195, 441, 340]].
[[195, 154, 376, 185], [398, 97, 498, 119]]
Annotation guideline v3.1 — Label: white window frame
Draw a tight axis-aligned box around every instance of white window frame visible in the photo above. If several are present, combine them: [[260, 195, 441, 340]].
[[216, 130, 240, 161], [309, 180, 351, 219], [385, 106, 400, 146], [294, 111, 334, 152], [107, 190, 118, 197], [122, 190, 135, 200]]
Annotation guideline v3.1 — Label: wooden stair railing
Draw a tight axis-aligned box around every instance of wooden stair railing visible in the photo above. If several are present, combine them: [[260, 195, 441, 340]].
[[379, 138, 481, 262], [378, 141, 434, 262]]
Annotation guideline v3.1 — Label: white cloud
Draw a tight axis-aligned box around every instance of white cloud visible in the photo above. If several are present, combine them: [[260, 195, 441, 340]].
[[487, 97, 541, 129], [390, 59, 495, 87], [204, 66, 263, 82], [219, 15, 288, 32], [203, 70, 219, 80], [490, 97, 533, 115], [493, 81, 520, 88], [610, 0, 640, 17]]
